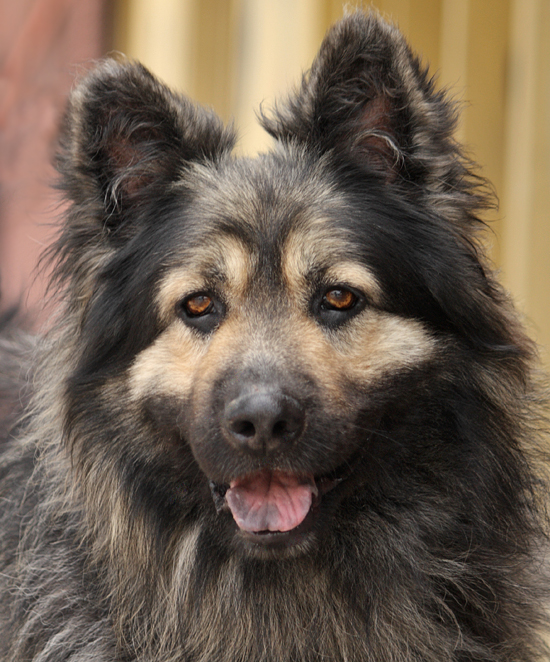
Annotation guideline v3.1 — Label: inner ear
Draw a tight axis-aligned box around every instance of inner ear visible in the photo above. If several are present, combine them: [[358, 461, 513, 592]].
[[350, 95, 401, 180], [100, 124, 173, 207]]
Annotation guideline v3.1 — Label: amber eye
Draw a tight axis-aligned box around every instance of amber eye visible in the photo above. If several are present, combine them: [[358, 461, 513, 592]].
[[315, 286, 365, 328], [177, 292, 223, 333], [322, 288, 357, 311], [183, 294, 213, 317]]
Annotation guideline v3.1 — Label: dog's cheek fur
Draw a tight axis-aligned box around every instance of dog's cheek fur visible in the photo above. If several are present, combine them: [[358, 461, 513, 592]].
[[335, 310, 435, 382], [130, 324, 206, 405]]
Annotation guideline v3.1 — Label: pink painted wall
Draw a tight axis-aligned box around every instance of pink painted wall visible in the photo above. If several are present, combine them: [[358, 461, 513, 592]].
[[0, 0, 108, 321]]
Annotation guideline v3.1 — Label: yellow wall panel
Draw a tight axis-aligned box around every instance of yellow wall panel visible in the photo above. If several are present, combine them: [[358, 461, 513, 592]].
[[463, 0, 510, 264], [503, 0, 550, 360], [439, 0, 469, 142], [529, 0, 550, 360], [117, 0, 197, 93], [370, 0, 441, 74], [233, 0, 325, 154], [193, 0, 239, 120]]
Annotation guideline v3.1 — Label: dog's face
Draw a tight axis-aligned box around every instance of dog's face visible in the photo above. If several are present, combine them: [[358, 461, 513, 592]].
[[56, 15, 514, 561], [122, 153, 436, 555]]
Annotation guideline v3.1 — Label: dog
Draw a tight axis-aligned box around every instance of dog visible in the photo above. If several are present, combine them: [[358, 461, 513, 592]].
[[1, 11, 548, 662]]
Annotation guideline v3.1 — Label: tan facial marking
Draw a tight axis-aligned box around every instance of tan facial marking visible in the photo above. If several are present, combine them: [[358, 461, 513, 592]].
[[131, 220, 433, 413], [335, 310, 435, 381], [270, 308, 434, 407], [282, 226, 381, 305], [156, 235, 253, 323], [281, 223, 431, 384], [129, 323, 206, 401], [131, 236, 254, 401], [220, 237, 255, 296]]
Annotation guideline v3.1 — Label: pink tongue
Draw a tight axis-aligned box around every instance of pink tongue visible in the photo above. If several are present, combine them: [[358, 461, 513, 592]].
[[226, 470, 317, 533]]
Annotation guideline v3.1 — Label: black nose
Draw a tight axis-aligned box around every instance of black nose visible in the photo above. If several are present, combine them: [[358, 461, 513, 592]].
[[223, 388, 305, 456]]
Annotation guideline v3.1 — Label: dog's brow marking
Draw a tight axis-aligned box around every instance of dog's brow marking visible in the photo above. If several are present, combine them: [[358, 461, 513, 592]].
[[220, 237, 254, 296], [282, 227, 381, 304], [155, 236, 252, 323], [282, 226, 338, 298], [323, 263, 382, 303]]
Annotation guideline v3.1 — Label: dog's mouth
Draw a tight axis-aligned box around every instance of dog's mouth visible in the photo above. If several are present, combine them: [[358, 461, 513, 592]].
[[210, 464, 351, 546]]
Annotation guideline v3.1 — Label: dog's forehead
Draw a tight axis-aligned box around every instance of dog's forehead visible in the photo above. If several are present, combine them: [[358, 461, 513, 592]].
[[178, 152, 359, 275], [153, 153, 385, 317]]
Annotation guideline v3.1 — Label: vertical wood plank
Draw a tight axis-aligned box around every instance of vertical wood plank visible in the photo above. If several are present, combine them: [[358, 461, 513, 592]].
[[502, 0, 550, 359]]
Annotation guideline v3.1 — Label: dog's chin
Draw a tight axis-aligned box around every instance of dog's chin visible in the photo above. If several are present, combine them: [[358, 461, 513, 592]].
[[209, 460, 355, 559]]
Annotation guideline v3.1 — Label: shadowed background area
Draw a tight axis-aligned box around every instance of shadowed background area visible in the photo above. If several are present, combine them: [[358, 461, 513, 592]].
[[1, 0, 549, 364]]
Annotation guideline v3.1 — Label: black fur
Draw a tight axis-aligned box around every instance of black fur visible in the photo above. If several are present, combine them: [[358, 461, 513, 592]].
[[1, 12, 548, 662]]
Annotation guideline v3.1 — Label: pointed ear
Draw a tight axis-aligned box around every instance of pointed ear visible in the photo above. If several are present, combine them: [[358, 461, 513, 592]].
[[261, 12, 464, 192], [58, 59, 234, 237]]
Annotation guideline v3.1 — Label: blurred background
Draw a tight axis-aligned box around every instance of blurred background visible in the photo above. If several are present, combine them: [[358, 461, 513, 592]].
[[1, 0, 549, 362]]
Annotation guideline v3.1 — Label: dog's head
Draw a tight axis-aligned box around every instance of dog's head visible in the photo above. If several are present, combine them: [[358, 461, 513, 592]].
[[54, 13, 523, 559]]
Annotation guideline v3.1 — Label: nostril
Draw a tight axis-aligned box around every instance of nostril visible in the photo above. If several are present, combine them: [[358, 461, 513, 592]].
[[231, 419, 256, 439], [272, 419, 288, 438]]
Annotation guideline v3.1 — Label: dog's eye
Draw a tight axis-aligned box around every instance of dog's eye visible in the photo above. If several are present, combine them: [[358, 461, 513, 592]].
[[177, 292, 223, 333], [184, 294, 213, 317], [315, 286, 365, 328], [322, 288, 357, 311]]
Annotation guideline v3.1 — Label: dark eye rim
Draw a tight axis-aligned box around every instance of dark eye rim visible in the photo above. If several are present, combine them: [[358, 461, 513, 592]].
[[314, 284, 367, 325], [176, 291, 224, 328]]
